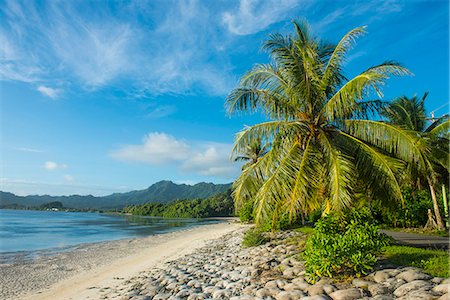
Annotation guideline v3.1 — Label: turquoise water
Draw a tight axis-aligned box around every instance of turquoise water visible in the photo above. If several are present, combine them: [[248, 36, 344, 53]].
[[0, 209, 220, 253]]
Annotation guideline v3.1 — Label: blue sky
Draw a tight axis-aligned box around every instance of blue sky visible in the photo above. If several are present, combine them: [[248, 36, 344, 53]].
[[1, 0, 448, 196]]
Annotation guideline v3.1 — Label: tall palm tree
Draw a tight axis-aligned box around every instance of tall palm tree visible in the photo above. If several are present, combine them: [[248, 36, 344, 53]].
[[226, 20, 425, 225], [383, 93, 449, 229]]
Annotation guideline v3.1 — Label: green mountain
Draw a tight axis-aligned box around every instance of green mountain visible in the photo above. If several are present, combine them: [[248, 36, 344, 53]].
[[0, 180, 231, 210]]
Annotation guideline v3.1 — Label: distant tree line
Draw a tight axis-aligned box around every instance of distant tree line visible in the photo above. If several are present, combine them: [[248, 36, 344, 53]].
[[123, 190, 234, 218]]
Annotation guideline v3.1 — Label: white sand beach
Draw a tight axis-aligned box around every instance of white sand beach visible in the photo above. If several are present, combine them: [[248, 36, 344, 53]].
[[0, 222, 242, 300]]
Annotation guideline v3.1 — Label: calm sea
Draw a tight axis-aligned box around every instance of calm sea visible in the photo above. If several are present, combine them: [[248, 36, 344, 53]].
[[0, 209, 220, 253]]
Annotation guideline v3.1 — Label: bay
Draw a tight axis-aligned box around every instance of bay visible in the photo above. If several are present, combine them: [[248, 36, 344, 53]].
[[0, 209, 220, 253]]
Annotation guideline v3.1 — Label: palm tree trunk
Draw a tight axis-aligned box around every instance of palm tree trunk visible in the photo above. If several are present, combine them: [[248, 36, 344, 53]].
[[427, 176, 445, 229]]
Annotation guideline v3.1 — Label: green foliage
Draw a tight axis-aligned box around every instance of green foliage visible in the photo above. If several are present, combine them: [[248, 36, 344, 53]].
[[237, 199, 255, 222], [304, 209, 390, 281], [382, 245, 449, 278], [242, 228, 268, 247], [373, 186, 440, 228], [227, 20, 417, 227], [123, 190, 234, 219]]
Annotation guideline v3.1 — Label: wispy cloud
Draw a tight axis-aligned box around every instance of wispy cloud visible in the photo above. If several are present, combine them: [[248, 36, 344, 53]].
[[222, 0, 302, 35], [44, 161, 68, 171], [13, 147, 43, 153], [37, 85, 60, 99], [111, 132, 238, 178], [63, 175, 74, 182], [0, 0, 235, 96], [146, 105, 177, 119]]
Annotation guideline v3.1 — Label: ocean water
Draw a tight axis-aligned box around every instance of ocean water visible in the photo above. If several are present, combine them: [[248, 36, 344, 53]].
[[0, 209, 220, 253]]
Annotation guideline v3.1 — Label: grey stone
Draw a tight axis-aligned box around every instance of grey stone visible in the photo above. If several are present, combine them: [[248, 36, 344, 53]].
[[372, 296, 394, 300], [301, 295, 331, 300], [352, 278, 374, 288], [307, 285, 326, 296], [393, 280, 434, 297], [396, 270, 432, 282], [153, 293, 172, 300], [374, 270, 392, 283], [432, 278, 445, 284], [283, 283, 301, 291], [322, 284, 338, 295], [384, 278, 407, 291], [397, 290, 439, 300], [255, 288, 273, 298], [328, 288, 363, 300], [432, 283, 450, 294], [187, 294, 206, 300], [274, 290, 307, 300], [130, 296, 151, 300], [368, 283, 390, 296]]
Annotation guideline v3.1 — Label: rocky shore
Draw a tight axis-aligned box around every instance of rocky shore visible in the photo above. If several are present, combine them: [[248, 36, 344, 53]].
[[104, 228, 449, 300]]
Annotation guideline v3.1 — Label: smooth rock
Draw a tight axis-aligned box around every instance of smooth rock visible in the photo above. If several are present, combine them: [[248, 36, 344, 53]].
[[323, 284, 338, 295], [396, 270, 432, 282], [384, 278, 407, 292], [329, 288, 363, 300], [153, 293, 172, 300], [307, 285, 326, 296], [438, 294, 449, 300], [352, 278, 374, 288], [432, 283, 450, 294], [372, 296, 394, 300], [393, 280, 434, 297], [368, 283, 390, 296], [274, 290, 307, 300], [432, 278, 445, 284], [374, 271, 392, 283], [397, 290, 439, 300], [301, 295, 331, 300]]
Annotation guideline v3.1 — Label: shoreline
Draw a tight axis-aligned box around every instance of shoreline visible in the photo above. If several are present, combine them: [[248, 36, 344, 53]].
[[0, 222, 243, 300]]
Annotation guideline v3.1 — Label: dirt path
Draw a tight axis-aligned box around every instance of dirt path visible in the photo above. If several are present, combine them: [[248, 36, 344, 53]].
[[382, 230, 449, 250]]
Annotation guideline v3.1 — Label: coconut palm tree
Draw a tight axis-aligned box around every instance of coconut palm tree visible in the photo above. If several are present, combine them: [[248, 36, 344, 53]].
[[383, 92, 449, 229], [226, 20, 426, 226], [234, 138, 269, 170]]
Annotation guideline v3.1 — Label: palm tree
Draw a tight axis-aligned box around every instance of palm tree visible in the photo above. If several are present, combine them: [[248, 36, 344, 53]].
[[234, 138, 269, 170], [383, 93, 449, 229], [226, 20, 426, 226]]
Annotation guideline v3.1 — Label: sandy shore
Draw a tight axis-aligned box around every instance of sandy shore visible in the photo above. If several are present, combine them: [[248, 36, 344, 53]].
[[0, 222, 242, 300]]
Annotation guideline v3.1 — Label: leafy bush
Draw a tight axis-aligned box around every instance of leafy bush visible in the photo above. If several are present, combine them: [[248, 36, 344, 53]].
[[304, 209, 390, 281], [238, 199, 255, 222], [242, 228, 268, 247]]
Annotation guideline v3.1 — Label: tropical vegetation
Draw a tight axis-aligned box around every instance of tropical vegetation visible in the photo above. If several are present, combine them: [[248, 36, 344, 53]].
[[226, 20, 449, 231], [303, 209, 390, 281], [123, 190, 234, 218]]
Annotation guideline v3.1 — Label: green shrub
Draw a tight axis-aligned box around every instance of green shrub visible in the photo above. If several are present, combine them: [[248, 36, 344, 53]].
[[304, 209, 390, 281], [242, 228, 268, 247], [238, 199, 255, 222]]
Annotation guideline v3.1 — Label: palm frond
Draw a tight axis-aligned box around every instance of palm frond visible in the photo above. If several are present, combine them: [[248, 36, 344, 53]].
[[342, 120, 431, 172], [322, 62, 411, 121], [319, 132, 356, 212], [322, 26, 367, 87]]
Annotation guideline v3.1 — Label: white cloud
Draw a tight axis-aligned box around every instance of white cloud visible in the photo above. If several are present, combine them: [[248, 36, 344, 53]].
[[44, 161, 67, 170], [146, 105, 177, 119], [181, 143, 236, 177], [13, 147, 42, 153], [63, 175, 74, 182], [222, 0, 302, 35], [37, 85, 60, 98], [111, 133, 238, 178], [0, 0, 234, 96], [110, 132, 190, 165]]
